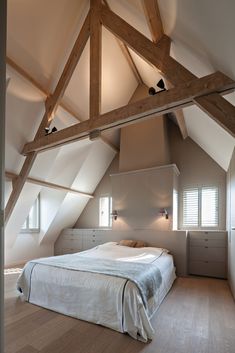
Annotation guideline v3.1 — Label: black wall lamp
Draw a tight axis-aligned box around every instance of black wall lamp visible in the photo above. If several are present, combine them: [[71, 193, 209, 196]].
[[149, 79, 166, 96]]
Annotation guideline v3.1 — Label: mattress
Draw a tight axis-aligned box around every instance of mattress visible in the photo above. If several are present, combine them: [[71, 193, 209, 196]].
[[17, 242, 176, 342]]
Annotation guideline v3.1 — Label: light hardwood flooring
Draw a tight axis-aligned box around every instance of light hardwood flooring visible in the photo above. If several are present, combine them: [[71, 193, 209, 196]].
[[4, 273, 235, 353]]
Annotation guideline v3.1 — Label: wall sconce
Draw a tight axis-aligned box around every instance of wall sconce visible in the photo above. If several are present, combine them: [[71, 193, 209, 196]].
[[159, 208, 169, 219], [111, 210, 118, 220]]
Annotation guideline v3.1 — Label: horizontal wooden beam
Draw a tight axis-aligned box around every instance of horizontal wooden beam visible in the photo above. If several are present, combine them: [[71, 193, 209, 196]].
[[22, 72, 235, 154], [5, 171, 93, 198]]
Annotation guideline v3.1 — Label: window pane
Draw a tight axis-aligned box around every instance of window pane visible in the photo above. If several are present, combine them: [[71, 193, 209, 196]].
[[21, 196, 40, 232], [99, 197, 110, 227], [28, 197, 39, 229], [183, 188, 199, 227], [201, 187, 218, 227]]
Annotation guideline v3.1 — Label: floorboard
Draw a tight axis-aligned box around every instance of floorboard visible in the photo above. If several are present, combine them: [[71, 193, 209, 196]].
[[4, 274, 235, 353]]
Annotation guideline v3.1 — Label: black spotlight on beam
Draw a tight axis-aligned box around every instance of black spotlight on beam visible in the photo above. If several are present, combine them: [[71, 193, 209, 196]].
[[51, 127, 57, 133], [148, 79, 166, 96], [156, 78, 166, 91]]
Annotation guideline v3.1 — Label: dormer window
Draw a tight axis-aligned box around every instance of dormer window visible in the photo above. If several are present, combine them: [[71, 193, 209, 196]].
[[21, 195, 40, 233]]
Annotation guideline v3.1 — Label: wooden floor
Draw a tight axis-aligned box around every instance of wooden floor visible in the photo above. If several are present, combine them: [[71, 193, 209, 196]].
[[4, 273, 235, 353]]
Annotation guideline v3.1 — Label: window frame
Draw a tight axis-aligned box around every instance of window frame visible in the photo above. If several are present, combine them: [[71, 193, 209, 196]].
[[99, 195, 112, 228], [181, 186, 219, 230], [20, 195, 40, 233]]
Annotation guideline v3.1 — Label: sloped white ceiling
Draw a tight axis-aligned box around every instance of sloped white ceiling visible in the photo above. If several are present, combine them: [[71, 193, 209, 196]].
[[7, 0, 89, 91]]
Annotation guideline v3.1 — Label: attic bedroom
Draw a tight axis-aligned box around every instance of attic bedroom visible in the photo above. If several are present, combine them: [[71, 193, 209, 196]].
[[0, 0, 235, 352]]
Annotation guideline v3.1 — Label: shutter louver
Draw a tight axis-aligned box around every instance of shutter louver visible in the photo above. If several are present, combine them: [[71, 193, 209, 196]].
[[183, 188, 199, 227]]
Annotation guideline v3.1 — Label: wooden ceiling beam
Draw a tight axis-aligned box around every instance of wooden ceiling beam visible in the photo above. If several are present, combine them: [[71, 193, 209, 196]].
[[5, 171, 93, 198], [142, 0, 164, 44], [22, 72, 235, 155], [100, 4, 196, 85], [5, 12, 91, 224], [194, 93, 235, 136], [101, 4, 235, 138], [90, 0, 102, 119]]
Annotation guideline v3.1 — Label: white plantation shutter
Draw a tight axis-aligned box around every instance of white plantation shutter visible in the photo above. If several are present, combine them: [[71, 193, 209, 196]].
[[201, 187, 218, 227], [183, 188, 199, 227]]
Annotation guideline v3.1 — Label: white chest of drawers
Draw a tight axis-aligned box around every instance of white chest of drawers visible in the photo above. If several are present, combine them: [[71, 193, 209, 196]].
[[188, 231, 227, 279], [54, 229, 108, 255]]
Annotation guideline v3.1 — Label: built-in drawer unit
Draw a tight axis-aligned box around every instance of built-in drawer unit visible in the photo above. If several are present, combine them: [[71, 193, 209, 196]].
[[54, 229, 109, 255], [188, 231, 227, 279]]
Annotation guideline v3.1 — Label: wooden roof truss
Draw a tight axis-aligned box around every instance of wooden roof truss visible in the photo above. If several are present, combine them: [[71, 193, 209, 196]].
[[5, 0, 235, 223]]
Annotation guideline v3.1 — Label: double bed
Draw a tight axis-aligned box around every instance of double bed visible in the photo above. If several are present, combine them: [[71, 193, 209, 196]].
[[17, 242, 176, 342]]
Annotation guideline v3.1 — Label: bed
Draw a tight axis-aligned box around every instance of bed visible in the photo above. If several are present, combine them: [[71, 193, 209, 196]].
[[17, 242, 176, 342]]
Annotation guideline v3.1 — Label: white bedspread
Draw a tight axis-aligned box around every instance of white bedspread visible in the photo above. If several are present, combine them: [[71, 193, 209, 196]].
[[17, 242, 176, 342]]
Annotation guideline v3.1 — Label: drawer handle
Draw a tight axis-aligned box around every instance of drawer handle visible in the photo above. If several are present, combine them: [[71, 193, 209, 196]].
[[204, 261, 209, 263], [205, 239, 208, 241], [205, 246, 208, 248]]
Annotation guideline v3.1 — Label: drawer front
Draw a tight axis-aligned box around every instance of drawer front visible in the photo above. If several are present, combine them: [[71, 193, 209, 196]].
[[189, 260, 226, 278], [55, 247, 80, 255], [189, 246, 226, 262], [190, 238, 226, 248], [189, 231, 227, 240]]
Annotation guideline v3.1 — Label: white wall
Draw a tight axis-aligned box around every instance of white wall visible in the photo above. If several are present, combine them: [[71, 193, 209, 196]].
[[227, 148, 235, 298], [111, 165, 179, 231]]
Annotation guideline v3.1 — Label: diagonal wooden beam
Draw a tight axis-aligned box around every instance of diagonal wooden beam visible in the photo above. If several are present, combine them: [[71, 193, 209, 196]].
[[142, 0, 164, 43], [5, 171, 93, 198], [90, 0, 102, 119], [21, 72, 235, 155], [194, 93, 235, 136], [5, 12, 91, 224], [100, 4, 235, 138], [100, 4, 195, 84]]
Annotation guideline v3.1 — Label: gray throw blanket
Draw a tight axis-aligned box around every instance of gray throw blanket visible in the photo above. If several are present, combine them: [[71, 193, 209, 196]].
[[29, 253, 162, 307]]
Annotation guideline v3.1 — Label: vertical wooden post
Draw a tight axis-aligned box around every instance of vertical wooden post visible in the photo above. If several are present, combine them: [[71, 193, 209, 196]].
[[90, 0, 102, 119], [0, 0, 7, 350]]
